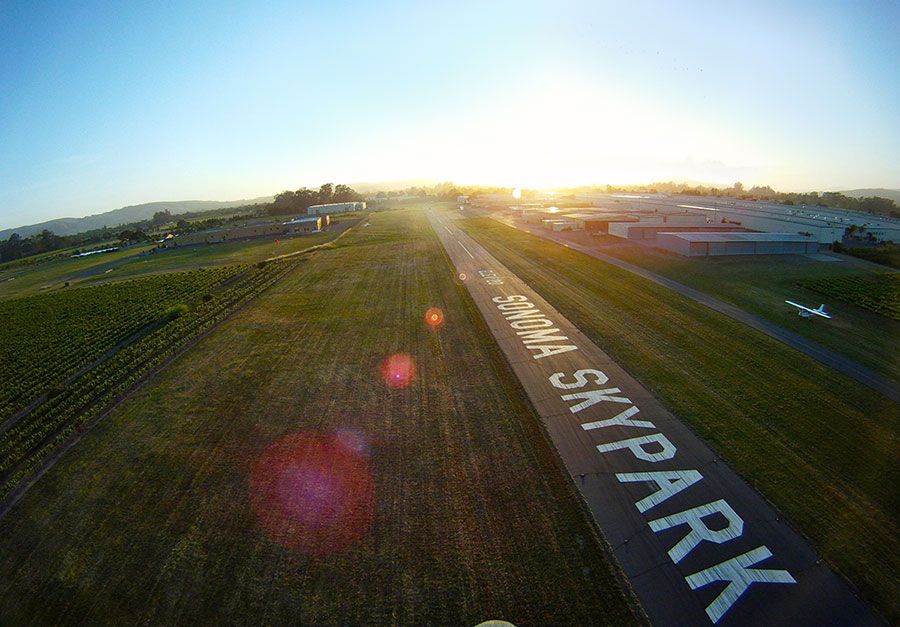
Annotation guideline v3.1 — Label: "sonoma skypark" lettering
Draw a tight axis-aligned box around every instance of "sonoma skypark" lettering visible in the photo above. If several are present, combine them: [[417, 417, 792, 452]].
[[492, 295, 578, 360]]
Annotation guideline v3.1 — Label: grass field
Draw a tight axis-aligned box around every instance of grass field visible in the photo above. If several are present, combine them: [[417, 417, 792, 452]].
[[79, 230, 335, 282], [0, 240, 121, 272], [799, 272, 900, 321], [0, 209, 639, 625], [0, 245, 156, 299], [0, 220, 356, 300], [457, 215, 899, 622], [0, 267, 245, 422], [579, 236, 900, 381], [0, 261, 297, 504]]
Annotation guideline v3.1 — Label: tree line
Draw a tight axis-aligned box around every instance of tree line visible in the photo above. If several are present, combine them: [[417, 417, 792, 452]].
[[269, 183, 363, 216], [0, 230, 71, 263]]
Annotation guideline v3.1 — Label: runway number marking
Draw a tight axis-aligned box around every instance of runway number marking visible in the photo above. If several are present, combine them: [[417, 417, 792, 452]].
[[478, 269, 503, 285]]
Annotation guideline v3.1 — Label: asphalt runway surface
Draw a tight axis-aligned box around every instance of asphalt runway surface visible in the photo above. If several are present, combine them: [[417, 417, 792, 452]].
[[488, 212, 900, 405], [427, 209, 877, 626]]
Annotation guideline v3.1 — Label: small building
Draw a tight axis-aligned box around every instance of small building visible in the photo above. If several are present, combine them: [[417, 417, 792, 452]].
[[581, 215, 639, 233], [657, 232, 820, 257], [307, 201, 366, 215], [556, 212, 600, 230], [541, 219, 578, 232], [283, 216, 322, 233]]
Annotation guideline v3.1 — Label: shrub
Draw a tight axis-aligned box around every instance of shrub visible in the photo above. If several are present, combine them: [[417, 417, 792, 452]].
[[163, 303, 190, 321]]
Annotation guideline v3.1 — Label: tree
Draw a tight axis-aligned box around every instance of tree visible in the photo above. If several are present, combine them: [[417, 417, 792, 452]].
[[318, 183, 334, 204], [268, 183, 362, 216], [118, 229, 149, 243], [37, 229, 62, 252], [333, 184, 361, 202], [269, 187, 320, 216], [0, 233, 23, 262], [273, 191, 297, 213], [151, 210, 172, 227]]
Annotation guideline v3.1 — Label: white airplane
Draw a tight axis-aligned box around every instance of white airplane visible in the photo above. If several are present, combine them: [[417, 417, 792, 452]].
[[785, 300, 831, 319]]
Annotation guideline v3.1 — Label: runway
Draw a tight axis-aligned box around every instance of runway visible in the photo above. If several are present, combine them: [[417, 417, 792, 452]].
[[488, 212, 900, 404], [427, 209, 877, 626]]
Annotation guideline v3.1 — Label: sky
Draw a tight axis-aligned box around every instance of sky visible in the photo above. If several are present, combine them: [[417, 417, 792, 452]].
[[1, 0, 899, 229]]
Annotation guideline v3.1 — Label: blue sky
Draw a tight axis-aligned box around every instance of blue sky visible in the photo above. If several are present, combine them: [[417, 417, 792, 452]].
[[1, 0, 898, 229]]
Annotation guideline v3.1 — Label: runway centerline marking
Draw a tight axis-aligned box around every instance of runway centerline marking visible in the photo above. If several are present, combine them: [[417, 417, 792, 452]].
[[457, 240, 475, 259]]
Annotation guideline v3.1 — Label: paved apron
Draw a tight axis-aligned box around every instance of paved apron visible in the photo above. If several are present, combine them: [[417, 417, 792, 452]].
[[427, 210, 877, 626]]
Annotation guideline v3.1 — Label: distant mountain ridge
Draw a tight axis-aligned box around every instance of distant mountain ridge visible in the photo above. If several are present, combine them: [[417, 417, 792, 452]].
[[0, 197, 273, 239], [839, 188, 900, 204]]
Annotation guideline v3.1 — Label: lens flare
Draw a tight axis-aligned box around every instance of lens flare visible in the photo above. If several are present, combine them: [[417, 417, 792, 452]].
[[380, 353, 416, 389], [249, 432, 376, 557], [424, 307, 444, 329], [335, 428, 370, 456]]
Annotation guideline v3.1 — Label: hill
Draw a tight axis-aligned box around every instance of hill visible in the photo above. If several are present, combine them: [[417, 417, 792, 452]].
[[0, 197, 273, 239], [839, 188, 900, 204]]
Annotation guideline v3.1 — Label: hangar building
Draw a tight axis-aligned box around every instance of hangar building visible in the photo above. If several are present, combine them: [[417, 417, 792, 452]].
[[163, 215, 331, 249], [283, 216, 323, 233], [308, 201, 366, 215], [581, 214, 639, 233], [164, 223, 285, 247], [557, 212, 614, 230], [609, 221, 748, 241], [657, 232, 820, 257], [524, 211, 562, 224]]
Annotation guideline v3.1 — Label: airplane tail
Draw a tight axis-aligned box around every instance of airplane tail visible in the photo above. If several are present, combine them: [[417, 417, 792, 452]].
[[818, 304, 826, 313]]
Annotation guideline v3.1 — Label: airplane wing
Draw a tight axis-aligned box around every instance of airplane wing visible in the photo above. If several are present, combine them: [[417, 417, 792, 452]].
[[785, 300, 832, 318]]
